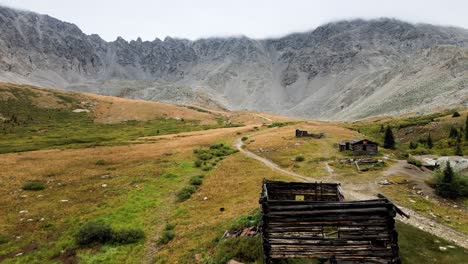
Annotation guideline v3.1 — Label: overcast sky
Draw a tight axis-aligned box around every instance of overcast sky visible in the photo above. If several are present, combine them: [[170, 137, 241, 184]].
[[1, 0, 467, 41]]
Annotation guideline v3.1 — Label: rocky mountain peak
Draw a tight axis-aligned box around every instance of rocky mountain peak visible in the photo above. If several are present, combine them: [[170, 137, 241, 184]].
[[0, 5, 467, 119]]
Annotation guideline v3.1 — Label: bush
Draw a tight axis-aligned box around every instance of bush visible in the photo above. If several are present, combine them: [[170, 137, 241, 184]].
[[409, 141, 418, 149], [22, 181, 46, 191], [0, 235, 9, 244], [75, 222, 113, 245], [177, 185, 197, 202], [211, 236, 263, 263], [407, 157, 422, 167], [295, 155, 305, 162], [158, 224, 175, 245], [194, 159, 202, 167], [202, 165, 213, 171], [95, 160, 107, 166], [231, 210, 261, 230], [452, 111, 461, 117], [189, 175, 204, 186], [111, 228, 145, 244], [241, 137, 248, 141], [198, 152, 213, 161]]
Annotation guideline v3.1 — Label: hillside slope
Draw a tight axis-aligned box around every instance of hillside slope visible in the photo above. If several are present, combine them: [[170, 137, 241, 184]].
[[0, 6, 467, 119]]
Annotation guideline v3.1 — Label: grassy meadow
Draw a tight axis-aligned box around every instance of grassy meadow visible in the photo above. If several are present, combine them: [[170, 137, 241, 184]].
[[1, 83, 467, 263]]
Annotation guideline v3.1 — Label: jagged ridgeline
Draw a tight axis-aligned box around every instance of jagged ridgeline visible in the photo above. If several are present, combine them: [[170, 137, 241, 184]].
[[0, 6, 467, 119]]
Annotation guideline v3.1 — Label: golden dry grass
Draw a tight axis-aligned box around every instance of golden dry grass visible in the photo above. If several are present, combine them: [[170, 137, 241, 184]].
[[0, 123, 254, 262], [156, 153, 293, 263]]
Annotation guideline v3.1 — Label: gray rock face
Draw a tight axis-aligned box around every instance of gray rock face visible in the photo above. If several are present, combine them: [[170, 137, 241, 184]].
[[0, 6, 467, 119]]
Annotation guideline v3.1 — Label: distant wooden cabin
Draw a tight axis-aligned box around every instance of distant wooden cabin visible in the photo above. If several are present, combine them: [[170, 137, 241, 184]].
[[339, 138, 378, 155], [259, 179, 408, 264], [296, 129, 324, 139]]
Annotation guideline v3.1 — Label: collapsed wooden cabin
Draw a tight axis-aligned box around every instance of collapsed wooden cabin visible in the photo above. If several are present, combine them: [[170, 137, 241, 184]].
[[296, 129, 324, 139], [259, 180, 408, 264], [339, 139, 378, 155]]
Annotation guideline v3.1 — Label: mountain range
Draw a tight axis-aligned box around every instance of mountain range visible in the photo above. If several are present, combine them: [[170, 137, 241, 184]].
[[0, 5, 467, 119]]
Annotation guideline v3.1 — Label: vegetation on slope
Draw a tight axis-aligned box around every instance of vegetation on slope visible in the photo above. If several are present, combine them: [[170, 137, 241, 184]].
[[0, 84, 239, 153]]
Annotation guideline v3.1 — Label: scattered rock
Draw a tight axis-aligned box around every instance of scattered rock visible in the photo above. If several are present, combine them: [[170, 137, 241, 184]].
[[15, 252, 23, 257], [203, 197, 208, 201], [227, 260, 244, 264], [26, 219, 33, 222], [72, 109, 90, 113], [101, 184, 108, 188], [19, 210, 28, 214], [379, 179, 392, 185], [439, 246, 447, 251], [447, 245, 456, 249], [60, 200, 69, 203], [408, 199, 416, 203]]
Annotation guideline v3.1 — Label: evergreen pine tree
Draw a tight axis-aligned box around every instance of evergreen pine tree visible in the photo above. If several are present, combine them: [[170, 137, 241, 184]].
[[427, 134, 433, 149], [443, 162, 454, 183], [455, 134, 463, 156], [383, 126, 395, 149], [465, 116, 468, 141], [449, 126, 458, 138], [379, 124, 384, 133]]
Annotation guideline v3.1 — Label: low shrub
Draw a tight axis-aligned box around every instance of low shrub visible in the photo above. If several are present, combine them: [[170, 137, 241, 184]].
[[158, 223, 175, 245], [22, 181, 46, 191], [230, 210, 261, 230], [452, 111, 461, 117], [76, 222, 144, 246], [177, 185, 197, 202], [189, 175, 204, 186], [75, 222, 113, 245], [407, 157, 422, 167], [267, 122, 297, 128], [95, 160, 107, 166], [241, 137, 248, 141], [409, 141, 418, 149], [211, 236, 263, 263], [0, 235, 9, 244], [202, 165, 213, 171], [295, 155, 305, 162], [111, 228, 145, 244], [198, 153, 213, 161], [194, 159, 202, 167]]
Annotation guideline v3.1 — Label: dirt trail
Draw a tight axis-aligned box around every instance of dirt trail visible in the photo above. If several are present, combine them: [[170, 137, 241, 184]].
[[384, 160, 435, 197], [235, 134, 468, 249]]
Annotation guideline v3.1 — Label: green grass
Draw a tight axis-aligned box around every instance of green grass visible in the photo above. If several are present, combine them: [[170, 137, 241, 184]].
[[397, 222, 467, 263], [349, 110, 468, 156], [0, 158, 201, 263], [267, 122, 299, 128], [201, 220, 467, 264], [0, 86, 235, 153]]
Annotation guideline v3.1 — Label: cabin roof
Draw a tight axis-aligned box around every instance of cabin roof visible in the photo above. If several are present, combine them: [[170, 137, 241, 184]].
[[339, 138, 378, 146]]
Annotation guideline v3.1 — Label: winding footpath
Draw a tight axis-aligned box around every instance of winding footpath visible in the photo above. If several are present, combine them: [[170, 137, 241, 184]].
[[235, 136, 468, 249]]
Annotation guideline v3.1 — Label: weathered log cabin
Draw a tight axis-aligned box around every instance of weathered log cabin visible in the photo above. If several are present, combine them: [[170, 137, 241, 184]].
[[296, 129, 324, 138], [339, 139, 378, 155], [259, 179, 408, 264]]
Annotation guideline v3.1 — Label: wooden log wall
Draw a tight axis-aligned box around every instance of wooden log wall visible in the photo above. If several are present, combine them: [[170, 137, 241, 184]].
[[260, 180, 404, 264]]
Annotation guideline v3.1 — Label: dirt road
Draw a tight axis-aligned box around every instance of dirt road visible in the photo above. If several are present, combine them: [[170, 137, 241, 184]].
[[235, 135, 468, 249]]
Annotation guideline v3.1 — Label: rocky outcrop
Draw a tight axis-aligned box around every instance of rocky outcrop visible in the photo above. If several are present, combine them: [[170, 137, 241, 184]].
[[0, 6, 467, 119]]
